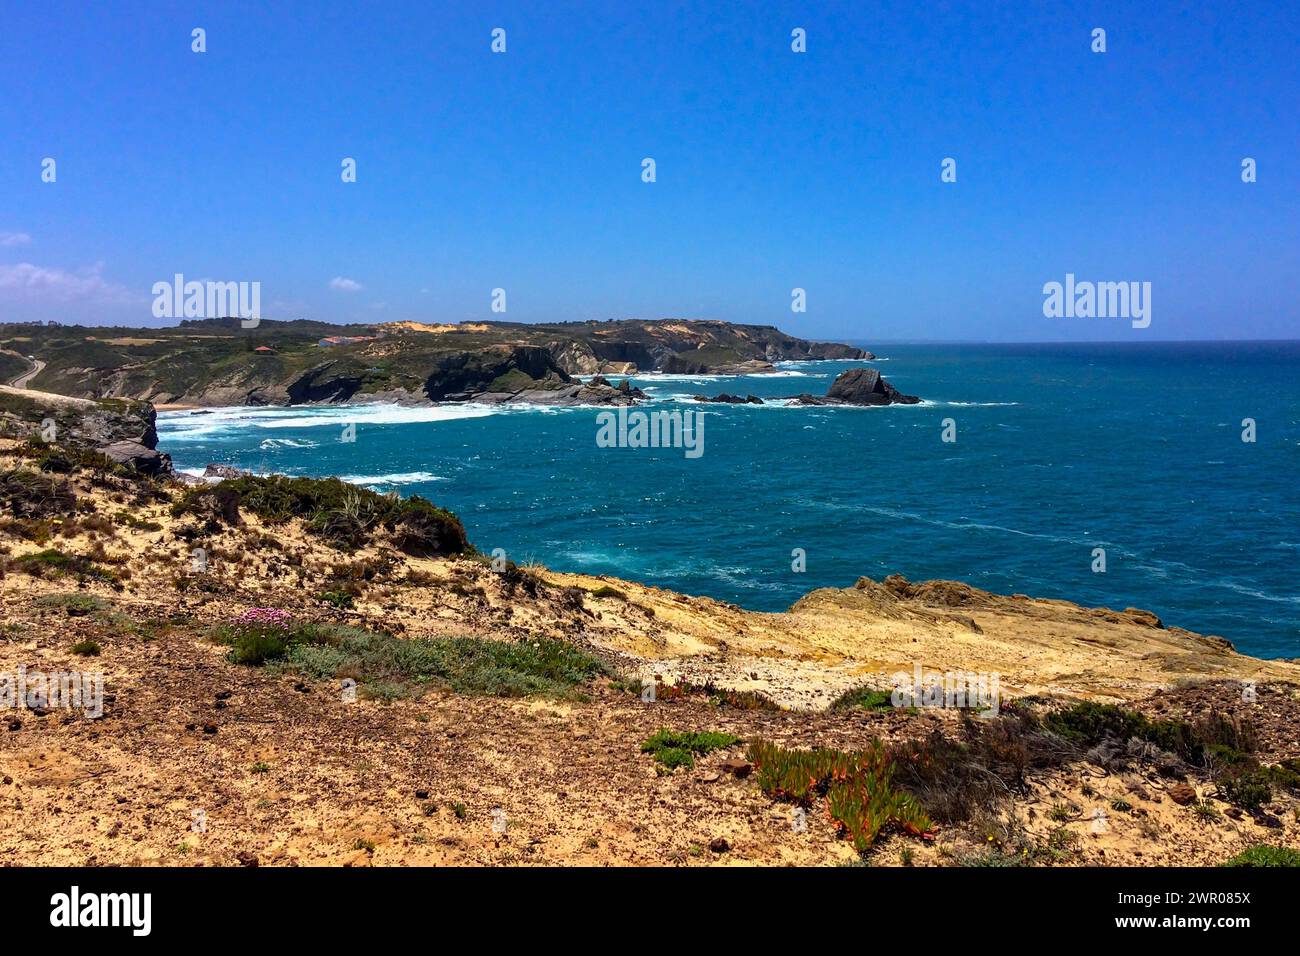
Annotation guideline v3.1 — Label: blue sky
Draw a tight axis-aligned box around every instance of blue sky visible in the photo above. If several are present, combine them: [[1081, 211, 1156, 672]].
[[1, 1, 1296, 341]]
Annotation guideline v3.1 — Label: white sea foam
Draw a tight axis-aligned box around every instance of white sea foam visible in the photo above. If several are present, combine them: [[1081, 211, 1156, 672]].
[[912, 400, 1019, 408], [338, 471, 445, 486], [256, 405, 498, 429], [625, 373, 729, 383], [259, 437, 319, 449], [157, 403, 501, 437]]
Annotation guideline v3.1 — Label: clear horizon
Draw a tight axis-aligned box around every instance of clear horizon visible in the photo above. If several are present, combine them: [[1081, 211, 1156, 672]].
[[2, 1, 1297, 342]]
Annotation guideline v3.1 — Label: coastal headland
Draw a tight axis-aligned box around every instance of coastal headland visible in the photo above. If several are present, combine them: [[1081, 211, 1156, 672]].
[[0, 380, 1296, 867]]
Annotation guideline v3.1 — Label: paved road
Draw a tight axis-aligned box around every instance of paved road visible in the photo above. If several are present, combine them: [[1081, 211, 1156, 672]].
[[2, 350, 45, 389]]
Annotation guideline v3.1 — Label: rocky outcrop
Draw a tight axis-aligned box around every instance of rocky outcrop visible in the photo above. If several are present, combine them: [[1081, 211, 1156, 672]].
[[537, 321, 868, 374], [692, 393, 764, 404], [426, 347, 641, 406], [548, 340, 602, 375], [423, 346, 566, 401], [204, 463, 252, 479], [285, 363, 364, 404], [101, 440, 171, 476], [788, 368, 920, 406], [549, 339, 655, 376], [589, 376, 647, 399], [587, 340, 659, 371], [660, 354, 776, 376], [691, 368, 918, 407], [2, 317, 875, 408], [0, 386, 172, 474]]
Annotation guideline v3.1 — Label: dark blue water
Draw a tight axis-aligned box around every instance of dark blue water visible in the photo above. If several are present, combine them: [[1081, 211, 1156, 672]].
[[157, 342, 1300, 659]]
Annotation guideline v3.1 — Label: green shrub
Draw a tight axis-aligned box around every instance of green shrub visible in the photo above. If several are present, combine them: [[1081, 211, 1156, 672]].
[[219, 618, 606, 700], [1044, 701, 1206, 763], [1193, 801, 1221, 822], [1048, 803, 1075, 822], [229, 630, 291, 665], [11, 548, 117, 583], [1220, 845, 1300, 867], [1215, 770, 1274, 811], [71, 639, 101, 656], [317, 589, 355, 609], [831, 686, 895, 711], [182, 474, 470, 554], [15, 440, 120, 475], [886, 714, 1058, 824], [170, 485, 241, 529], [34, 592, 107, 615], [1262, 761, 1300, 793], [641, 729, 740, 770]]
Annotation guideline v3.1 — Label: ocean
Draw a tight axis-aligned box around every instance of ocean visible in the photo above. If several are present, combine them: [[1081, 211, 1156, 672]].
[[156, 341, 1300, 660]]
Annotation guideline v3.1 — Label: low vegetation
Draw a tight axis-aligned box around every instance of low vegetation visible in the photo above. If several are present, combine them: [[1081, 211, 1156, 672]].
[[173, 474, 469, 554], [8, 547, 119, 584], [34, 592, 107, 615], [1, 468, 77, 519], [211, 609, 606, 700], [640, 729, 741, 770], [748, 739, 934, 852], [830, 685, 895, 711], [1043, 701, 1290, 814], [1220, 845, 1300, 867], [626, 678, 782, 711]]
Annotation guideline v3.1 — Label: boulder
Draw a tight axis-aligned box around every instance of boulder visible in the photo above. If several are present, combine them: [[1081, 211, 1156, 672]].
[[720, 757, 752, 778], [824, 368, 919, 405], [99, 440, 173, 476], [204, 463, 251, 479], [1167, 782, 1197, 805], [786, 368, 920, 406], [692, 393, 764, 405]]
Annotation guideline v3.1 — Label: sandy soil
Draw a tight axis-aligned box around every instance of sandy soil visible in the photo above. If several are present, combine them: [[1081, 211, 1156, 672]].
[[1, 439, 1297, 866]]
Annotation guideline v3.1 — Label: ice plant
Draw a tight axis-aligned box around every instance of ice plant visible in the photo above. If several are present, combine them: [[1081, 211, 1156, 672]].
[[747, 739, 934, 852]]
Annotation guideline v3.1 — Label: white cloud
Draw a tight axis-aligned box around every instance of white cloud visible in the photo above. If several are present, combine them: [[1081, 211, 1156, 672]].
[[0, 261, 139, 304], [329, 276, 363, 292], [0, 232, 32, 247]]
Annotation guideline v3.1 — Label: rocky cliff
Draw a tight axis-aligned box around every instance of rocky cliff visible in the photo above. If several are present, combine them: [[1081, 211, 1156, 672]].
[[0, 385, 172, 474], [0, 318, 870, 408]]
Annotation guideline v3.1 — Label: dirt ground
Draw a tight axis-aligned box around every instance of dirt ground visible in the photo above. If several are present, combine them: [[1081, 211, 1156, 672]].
[[2, 439, 1297, 866]]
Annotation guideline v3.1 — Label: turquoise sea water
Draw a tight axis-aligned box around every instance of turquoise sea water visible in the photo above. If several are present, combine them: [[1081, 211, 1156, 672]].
[[157, 342, 1300, 660]]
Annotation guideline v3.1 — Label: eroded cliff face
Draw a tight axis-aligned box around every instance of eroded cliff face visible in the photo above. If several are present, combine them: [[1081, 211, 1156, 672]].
[[423, 346, 639, 405], [0, 386, 171, 474], [2, 318, 875, 408]]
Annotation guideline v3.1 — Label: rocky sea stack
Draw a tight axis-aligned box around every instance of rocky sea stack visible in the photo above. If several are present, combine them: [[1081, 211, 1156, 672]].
[[790, 367, 921, 406], [692, 367, 920, 407]]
